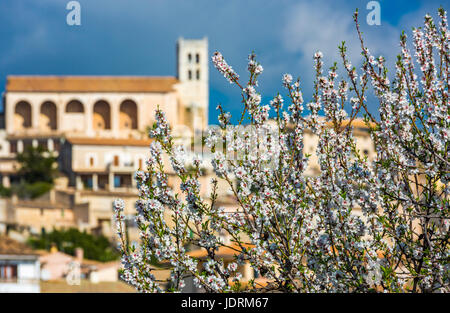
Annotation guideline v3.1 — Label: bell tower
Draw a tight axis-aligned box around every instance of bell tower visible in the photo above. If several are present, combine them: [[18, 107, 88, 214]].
[[176, 37, 209, 130]]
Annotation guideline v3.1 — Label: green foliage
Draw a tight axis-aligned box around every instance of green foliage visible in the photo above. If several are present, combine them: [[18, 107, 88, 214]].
[[11, 146, 58, 199], [17, 145, 57, 184], [28, 228, 119, 262], [0, 185, 12, 197], [12, 182, 53, 200]]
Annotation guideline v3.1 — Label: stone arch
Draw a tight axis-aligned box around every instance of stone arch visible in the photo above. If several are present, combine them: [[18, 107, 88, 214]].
[[14, 101, 32, 130], [119, 100, 138, 130], [40, 101, 57, 131], [65, 100, 85, 132], [93, 100, 111, 130], [66, 99, 84, 113]]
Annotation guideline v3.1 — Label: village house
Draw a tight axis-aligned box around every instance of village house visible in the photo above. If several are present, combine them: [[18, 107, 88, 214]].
[[0, 236, 40, 293], [38, 247, 120, 283]]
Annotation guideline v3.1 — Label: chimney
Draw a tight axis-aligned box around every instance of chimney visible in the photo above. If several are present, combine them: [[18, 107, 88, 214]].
[[75, 247, 84, 263]]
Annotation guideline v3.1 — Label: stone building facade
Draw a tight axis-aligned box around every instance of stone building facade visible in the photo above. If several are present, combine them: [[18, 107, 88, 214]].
[[0, 38, 209, 239]]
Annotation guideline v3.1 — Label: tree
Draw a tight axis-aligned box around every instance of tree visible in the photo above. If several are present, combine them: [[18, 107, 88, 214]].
[[17, 145, 57, 184], [13, 145, 57, 199], [114, 8, 449, 293], [28, 228, 119, 262]]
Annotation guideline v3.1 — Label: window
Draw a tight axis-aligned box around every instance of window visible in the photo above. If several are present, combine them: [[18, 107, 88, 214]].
[[40, 101, 58, 131], [0, 264, 18, 281], [114, 155, 120, 166], [66, 100, 84, 113], [188, 53, 192, 63], [10, 142, 17, 154], [86, 177, 93, 189], [93, 100, 111, 130], [188, 70, 192, 80], [81, 175, 93, 189], [14, 101, 32, 129], [86, 154, 97, 167], [39, 140, 48, 150], [119, 100, 138, 130], [138, 158, 143, 169], [53, 141, 60, 152], [195, 53, 200, 64], [114, 175, 121, 188], [196, 70, 200, 80]]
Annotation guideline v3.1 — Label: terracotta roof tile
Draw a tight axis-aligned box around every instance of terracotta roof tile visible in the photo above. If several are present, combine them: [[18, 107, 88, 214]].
[[187, 243, 254, 259], [6, 76, 179, 93], [66, 137, 152, 147], [0, 236, 36, 255], [325, 118, 377, 129]]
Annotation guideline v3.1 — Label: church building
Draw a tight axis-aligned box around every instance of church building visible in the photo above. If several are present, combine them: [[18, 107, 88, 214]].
[[0, 38, 209, 238]]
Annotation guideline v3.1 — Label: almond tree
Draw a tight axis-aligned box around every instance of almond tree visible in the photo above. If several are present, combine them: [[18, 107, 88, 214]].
[[114, 8, 449, 293]]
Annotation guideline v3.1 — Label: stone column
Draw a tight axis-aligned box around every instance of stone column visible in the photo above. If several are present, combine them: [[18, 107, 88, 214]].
[[6, 97, 14, 134], [32, 100, 40, 131], [2, 175, 10, 188], [111, 100, 120, 137], [136, 100, 142, 131], [85, 101, 93, 136], [18, 140, 24, 153], [76, 175, 83, 190], [48, 139, 54, 152], [108, 172, 115, 191], [92, 173, 98, 191], [57, 99, 64, 133]]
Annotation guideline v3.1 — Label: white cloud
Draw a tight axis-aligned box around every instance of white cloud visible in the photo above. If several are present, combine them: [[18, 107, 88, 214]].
[[281, 1, 401, 77]]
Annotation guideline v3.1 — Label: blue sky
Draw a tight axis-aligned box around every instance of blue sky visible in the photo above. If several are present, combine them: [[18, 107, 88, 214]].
[[0, 0, 447, 124]]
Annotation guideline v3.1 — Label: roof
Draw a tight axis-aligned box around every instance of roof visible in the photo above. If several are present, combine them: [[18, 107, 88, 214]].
[[81, 259, 120, 270], [35, 248, 72, 258], [325, 118, 377, 129], [268, 117, 377, 132], [37, 249, 120, 270], [188, 243, 254, 260], [0, 236, 37, 256], [66, 137, 152, 147], [6, 76, 179, 93]]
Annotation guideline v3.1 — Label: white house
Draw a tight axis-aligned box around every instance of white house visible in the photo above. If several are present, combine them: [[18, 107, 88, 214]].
[[0, 236, 40, 293]]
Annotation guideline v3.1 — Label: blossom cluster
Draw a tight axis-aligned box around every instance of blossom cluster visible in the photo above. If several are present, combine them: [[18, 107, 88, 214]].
[[212, 51, 239, 84]]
